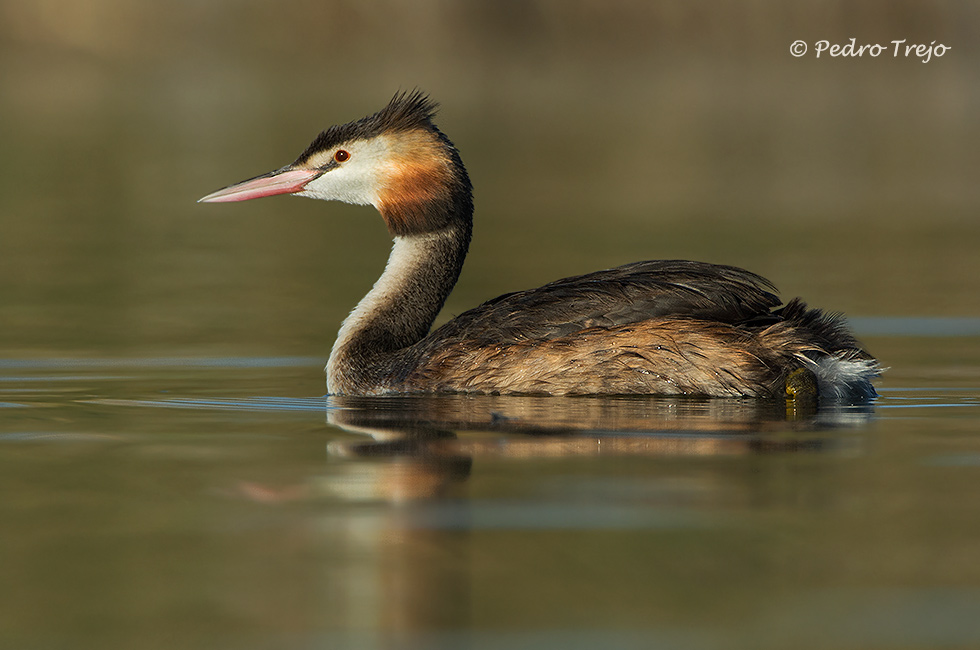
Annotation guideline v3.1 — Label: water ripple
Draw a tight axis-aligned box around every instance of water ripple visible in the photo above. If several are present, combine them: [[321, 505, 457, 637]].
[[82, 396, 327, 413], [0, 356, 322, 370]]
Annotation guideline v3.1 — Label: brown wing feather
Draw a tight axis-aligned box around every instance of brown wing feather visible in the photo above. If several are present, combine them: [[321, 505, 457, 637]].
[[378, 260, 879, 397], [428, 259, 781, 345], [398, 319, 798, 397], [379, 260, 798, 396]]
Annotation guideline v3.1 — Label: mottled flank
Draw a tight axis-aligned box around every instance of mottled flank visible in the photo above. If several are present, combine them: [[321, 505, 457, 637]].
[[402, 321, 793, 397], [369, 261, 881, 398]]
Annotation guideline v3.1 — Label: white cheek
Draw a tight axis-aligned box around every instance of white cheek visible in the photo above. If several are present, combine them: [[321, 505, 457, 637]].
[[298, 163, 380, 206], [298, 137, 394, 207]]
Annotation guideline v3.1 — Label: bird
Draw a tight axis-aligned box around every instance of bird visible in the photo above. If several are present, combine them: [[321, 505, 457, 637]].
[[200, 91, 881, 399]]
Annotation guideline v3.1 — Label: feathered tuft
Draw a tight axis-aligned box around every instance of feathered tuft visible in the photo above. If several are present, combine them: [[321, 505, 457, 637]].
[[806, 353, 883, 401], [294, 90, 439, 165], [773, 298, 883, 400]]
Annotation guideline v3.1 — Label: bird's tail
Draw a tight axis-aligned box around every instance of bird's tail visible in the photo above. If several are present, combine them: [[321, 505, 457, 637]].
[[767, 298, 884, 401]]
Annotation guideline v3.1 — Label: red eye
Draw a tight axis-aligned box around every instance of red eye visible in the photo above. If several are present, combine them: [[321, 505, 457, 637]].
[[334, 149, 350, 162]]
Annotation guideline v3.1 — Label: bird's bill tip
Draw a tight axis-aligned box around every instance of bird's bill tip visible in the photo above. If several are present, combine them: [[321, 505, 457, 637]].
[[198, 168, 321, 203]]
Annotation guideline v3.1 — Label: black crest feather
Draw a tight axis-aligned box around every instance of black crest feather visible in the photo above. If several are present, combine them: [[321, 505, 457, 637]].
[[294, 90, 439, 165]]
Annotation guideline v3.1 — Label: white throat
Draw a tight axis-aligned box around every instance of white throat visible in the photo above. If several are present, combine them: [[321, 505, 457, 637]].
[[325, 232, 445, 392]]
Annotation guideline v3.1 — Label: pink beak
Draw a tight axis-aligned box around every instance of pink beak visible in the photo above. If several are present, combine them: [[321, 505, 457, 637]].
[[198, 168, 322, 203]]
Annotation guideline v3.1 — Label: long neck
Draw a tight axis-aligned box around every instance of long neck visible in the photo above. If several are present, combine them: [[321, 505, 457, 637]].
[[326, 219, 472, 394]]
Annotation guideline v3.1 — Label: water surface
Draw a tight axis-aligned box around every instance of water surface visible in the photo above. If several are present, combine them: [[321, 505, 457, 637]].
[[3, 327, 980, 649]]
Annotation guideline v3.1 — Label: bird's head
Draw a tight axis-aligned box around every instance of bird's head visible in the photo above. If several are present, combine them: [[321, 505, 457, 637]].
[[199, 91, 471, 236]]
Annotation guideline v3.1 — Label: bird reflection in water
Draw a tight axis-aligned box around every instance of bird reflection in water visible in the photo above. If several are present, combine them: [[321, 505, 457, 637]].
[[316, 394, 874, 502]]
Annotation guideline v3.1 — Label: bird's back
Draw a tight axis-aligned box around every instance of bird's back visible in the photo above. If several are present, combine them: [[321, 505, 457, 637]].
[[423, 260, 782, 344], [379, 260, 877, 398]]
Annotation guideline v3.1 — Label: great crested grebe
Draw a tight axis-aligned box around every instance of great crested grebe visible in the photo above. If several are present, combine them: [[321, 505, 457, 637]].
[[200, 91, 881, 399]]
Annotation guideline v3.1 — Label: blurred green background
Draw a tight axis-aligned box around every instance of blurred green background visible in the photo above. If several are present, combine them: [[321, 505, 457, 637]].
[[2, 0, 978, 364], [2, 6, 980, 648]]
